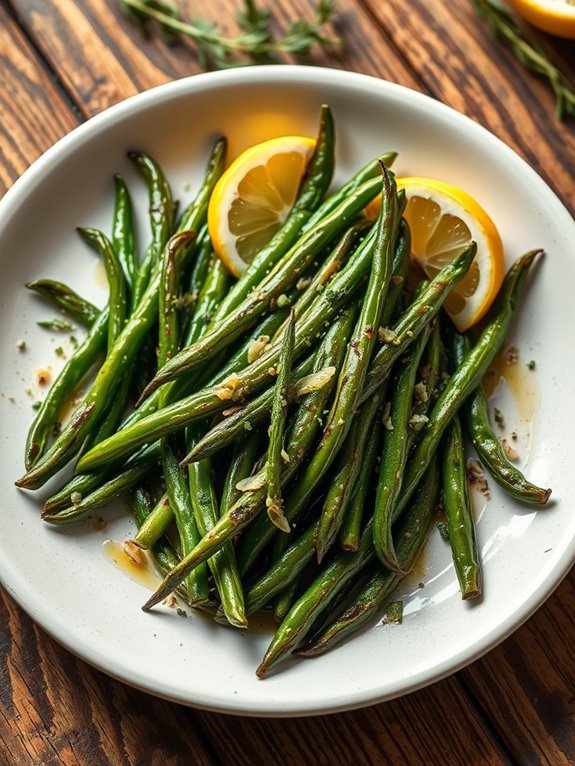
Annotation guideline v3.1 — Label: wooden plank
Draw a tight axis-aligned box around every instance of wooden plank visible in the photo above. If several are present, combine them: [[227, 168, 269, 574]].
[[196, 675, 511, 766], [9, 0, 421, 118], [0, 591, 218, 766], [0, 5, 78, 194], [359, 0, 575, 213], [460, 571, 575, 766]]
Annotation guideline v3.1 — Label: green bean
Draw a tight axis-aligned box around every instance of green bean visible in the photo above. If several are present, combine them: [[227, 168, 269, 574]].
[[393, 250, 541, 519], [139, 174, 383, 401], [182, 257, 230, 350], [79, 297, 291, 493], [270, 221, 370, 340], [220, 433, 261, 513], [315, 391, 382, 563], [78, 227, 128, 349], [81, 219, 465, 479], [183, 225, 212, 317], [163, 440, 210, 607], [82, 233, 471, 486], [41, 443, 161, 524], [255, 516, 377, 677], [236, 308, 356, 574], [141, 309, 355, 611], [24, 310, 108, 470], [299, 457, 439, 657], [112, 174, 137, 290], [159, 234, 211, 606], [216, 433, 260, 623], [339, 419, 380, 551], [76, 224, 376, 471], [78, 372, 132, 458], [17, 232, 194, 490], [274, 577, 302, 624], [272, 168, 398, 528], [134, 492, 171, 549], [132, 488, 190, 603], [19, 138, 226, 488], [442, 415, 481, 599], [129, 151, 175, 308], [335, 222, 411, 553], [245, 524, 317, 616], [379, 217, 411, 328], [358, 243, 476, 407], [158, 240, 181, 368], [181, 233, 247, 616], [43, 471, 104, 514], [208, 105, 335, 323], [176, 244, 244, 612], [452, 331, 551, 505], [266, 309, 296, 532], [300, 152, 397, 235], [406, 318, 442, 453], [26, 279, 99, 327], [139, 251, 231, 417], [187, 427, 247, 626], [180, 353, 316, 465], [177, 138, 226, 233], [373, 324, 431, 571]]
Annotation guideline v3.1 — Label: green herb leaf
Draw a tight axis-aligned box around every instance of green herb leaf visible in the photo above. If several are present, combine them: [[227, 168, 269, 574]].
[[37, 318, 75, 332], [119, 0, 340, 69]]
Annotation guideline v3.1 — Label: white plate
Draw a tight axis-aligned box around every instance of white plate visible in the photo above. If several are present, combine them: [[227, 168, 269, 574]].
[[0, 67, 573, 717]]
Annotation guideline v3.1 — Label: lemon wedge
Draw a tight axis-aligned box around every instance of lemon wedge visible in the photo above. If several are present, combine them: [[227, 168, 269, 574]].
[[208, 136, 316, 278], [507, 0, 575, 39], [367, 177, 504, 331]]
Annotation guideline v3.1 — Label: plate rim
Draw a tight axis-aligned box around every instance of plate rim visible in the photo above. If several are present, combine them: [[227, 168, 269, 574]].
[[1, 64, 574, 717]]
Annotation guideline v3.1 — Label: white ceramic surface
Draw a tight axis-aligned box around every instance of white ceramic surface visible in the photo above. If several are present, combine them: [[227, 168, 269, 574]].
[[0, 67, 573, 717]]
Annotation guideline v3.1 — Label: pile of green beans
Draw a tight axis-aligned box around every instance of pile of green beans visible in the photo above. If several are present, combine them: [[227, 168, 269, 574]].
[[17, 106, 552, 678]]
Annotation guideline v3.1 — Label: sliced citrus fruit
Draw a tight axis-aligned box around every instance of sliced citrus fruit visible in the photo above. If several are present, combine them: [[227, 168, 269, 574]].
[[507, 0, 575, 39], [208, 136, 316, 278], [368, 177, 504, 332]]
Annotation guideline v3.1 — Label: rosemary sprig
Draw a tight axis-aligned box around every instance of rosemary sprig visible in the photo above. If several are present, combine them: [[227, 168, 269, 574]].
[[120, 0, 340, 69], [471, 0, 575, 120]]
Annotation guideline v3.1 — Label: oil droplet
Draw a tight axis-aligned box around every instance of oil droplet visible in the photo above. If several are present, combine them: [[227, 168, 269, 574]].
[[102, 540, 163, 591], [483, 345, 539, 425], [483, 344, 539, 457], [398, 545, 429, 594], [58, 385, 85, 426], [247, 610, 278, 634], [93, 260, 109, 289]]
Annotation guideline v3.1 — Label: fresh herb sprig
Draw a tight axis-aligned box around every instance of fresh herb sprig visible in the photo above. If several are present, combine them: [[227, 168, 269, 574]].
[[120, 0, 340, 69], [471, 0, 575, 120]]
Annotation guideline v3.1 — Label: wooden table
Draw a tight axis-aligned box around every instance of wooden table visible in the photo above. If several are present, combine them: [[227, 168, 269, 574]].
[[1, 1, 574, 763]]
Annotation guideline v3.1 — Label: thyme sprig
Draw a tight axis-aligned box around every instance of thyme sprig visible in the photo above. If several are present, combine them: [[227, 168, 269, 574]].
[[471, 0, 575, 120], [120, 0, 340, 69]]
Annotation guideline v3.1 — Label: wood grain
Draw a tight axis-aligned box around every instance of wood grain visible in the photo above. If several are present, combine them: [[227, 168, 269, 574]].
[[197, 676, 512, 766], [461, 570, 575, 766], [359, 0, 575, 214], [0, 4, 79, 195], [9, 0, 421, 119], [0, 590, 218, 766]]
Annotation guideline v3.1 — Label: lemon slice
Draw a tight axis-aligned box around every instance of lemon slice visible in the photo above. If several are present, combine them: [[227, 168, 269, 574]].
[[507, 0, 575, 39], [208, 136, 316, 278], [368, 177, 504, 332]]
